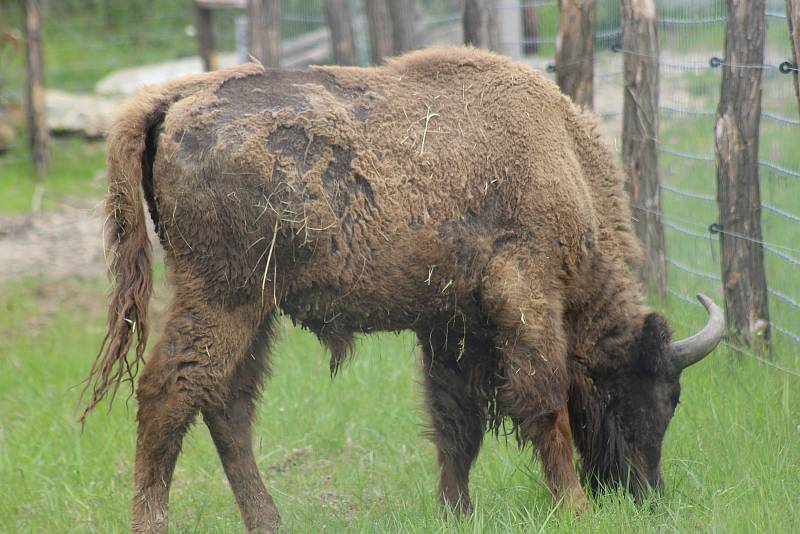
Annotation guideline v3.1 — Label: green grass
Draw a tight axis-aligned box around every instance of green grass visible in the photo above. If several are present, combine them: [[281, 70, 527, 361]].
[[0, 276, 798, 533], [0, 137, 106, 213]]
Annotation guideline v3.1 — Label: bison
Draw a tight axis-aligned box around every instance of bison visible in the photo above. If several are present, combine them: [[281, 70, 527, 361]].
[[82, 47, 724, 533]]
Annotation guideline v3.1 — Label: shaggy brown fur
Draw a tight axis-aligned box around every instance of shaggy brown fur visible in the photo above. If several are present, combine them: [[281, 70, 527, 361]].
[[84, 47, 704, 532]]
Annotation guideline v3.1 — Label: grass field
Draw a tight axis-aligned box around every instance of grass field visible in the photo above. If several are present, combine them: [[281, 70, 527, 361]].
[[0, 275, 798, 533]]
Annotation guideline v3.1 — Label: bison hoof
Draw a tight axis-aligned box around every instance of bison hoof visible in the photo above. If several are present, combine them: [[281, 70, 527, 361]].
[[561, 487, 592, 515]]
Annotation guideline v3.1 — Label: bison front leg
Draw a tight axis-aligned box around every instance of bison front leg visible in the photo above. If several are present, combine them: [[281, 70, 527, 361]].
[[482, 251, 590, 514], [419, 328, 485, 515]]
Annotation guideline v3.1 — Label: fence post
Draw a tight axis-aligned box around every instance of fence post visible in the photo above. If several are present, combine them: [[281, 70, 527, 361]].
[[325, 0, 356, 65], [21, 0, 49, 175], [388, 0, 417, 55], [522, 2, 539, 54], [555, 0, 595, 108], [463, 0, 498, 50], [788, 0, 800, 113], [247, 0, 281, 67], [714, 0, 770, 349], [620, 0, 666, 302], [194, 2, 218, 71], [365, 0, 393, 63]]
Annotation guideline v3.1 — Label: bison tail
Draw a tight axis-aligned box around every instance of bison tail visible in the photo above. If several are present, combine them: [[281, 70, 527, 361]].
[[80, 92, 171, 424]]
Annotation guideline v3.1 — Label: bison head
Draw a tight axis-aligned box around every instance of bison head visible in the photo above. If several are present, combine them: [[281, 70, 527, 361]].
[[571, 293, 724, 500]]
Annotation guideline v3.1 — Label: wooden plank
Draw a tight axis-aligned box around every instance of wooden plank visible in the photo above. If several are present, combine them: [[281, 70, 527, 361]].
[[714, 0, 770, 348], [621, 0, 665, 302], [194, 0, 245, 10]]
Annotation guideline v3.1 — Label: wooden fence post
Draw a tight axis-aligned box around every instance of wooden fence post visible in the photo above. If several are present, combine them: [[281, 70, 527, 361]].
[[388, 0, 417, 55], [22, 0, 49, 175], [462, 0, 498, 50], [365, 0, 393, 63], [787, 0, 800, 113], [325, 0, 356, 65], [621, 0, 666, 302], [522, 3, 539, 54], [714, 0, 770, 348], [555, 0, 595, 109], [194, 2, 218, 71], [247, 0, 280, 67]]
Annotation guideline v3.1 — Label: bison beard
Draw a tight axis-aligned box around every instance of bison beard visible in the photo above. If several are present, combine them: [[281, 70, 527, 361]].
[[81, 48, 723, 532]]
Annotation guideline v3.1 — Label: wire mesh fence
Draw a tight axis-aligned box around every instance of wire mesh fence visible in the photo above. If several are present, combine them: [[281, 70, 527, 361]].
[[0, 1, 797, 372]]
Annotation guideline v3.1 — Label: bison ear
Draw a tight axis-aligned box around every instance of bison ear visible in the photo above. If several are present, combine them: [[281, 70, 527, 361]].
[[637, 313, 673, 375]]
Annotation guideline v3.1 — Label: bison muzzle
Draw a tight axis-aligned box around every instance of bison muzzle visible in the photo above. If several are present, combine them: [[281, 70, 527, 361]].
[[81, 47, 724, 533]]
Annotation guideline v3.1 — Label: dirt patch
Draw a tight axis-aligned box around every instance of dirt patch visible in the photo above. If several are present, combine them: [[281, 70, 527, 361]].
[[0, 202, 106, 283], [0, 199, 163, 285]]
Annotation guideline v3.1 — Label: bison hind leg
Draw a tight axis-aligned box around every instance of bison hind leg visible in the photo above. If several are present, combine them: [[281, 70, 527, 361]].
[[320, 332, 355, 376]]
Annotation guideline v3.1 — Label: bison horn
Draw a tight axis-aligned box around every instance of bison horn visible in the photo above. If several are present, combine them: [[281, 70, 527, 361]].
[[670, 293, 725, 370]]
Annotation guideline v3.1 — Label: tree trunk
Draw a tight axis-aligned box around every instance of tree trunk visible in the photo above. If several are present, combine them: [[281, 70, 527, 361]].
[[522, 3, 539, 54], [247, 0, 280, 68], [22, 0, 49, 175], [325, 0, 356, 65], [787, 0, 800, 114], [194, 4, 218, 71], [365, 0, 393, 63], [388, 0, 417, 55], [556, 0, 595, 109], [462, 0, 498, 50], [714, 0, 770, 349], [621, 0, 665, 302]]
